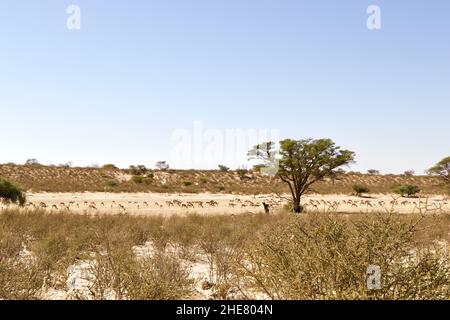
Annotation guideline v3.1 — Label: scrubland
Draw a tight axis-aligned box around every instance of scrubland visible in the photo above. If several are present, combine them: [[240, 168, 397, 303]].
[[1, 209, 449, 300]]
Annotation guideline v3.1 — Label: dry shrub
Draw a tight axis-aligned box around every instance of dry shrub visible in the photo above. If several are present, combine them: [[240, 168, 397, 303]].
[[241, 212, 450, 300], [86, 247, 134, 300], [126, 252, 194, 300], [0, 259, 44, 300], [84, 222, 136, 300], [83, 218, 193, 300], [33, 232, 69, 270], [0, 225, 44, 299], [86, 246, 193, 300], [194, 215, 251, 298]]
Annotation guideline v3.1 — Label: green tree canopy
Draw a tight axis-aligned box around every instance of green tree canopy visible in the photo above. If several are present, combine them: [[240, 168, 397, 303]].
[[0, 179, 26, 206]]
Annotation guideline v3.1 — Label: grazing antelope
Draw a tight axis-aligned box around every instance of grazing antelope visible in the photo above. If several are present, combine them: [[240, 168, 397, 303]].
[[166, 201, 174, 207], [206, 200, 218, 207]]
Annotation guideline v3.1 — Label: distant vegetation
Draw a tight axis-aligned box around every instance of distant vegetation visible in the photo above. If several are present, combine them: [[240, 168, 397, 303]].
[[25, 158, 40, 166], [129, 165, 148, 176], [218, 165, 230, 172], [0, 163, 447, 195], [155, 161, 169, 171], [393, 184, 421, 197], [403, 170, 415, 177], [236, 168, 249, 180], [102, 164, 119, 170], [352, 184, 370, 197], [182, 180, 193, 187]]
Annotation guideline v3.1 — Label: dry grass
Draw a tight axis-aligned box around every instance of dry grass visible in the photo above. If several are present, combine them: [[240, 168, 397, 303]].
[[0, 164, 447, 195], [0, 208, 449, 300]]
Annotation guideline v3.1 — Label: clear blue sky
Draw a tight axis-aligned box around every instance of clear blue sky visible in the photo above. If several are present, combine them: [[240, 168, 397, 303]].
[[0, 0, 449, 173]]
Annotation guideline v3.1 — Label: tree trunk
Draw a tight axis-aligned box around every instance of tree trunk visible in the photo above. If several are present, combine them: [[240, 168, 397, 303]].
[[293, 197, 303, 213]]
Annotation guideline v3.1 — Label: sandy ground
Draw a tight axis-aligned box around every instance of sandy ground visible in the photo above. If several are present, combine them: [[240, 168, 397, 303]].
[[38, 240, 270, 300], [10, 192, 450, 215]]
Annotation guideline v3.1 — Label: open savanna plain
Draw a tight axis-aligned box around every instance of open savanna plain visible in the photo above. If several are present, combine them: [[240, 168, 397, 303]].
[[1, 164, 450, 300]]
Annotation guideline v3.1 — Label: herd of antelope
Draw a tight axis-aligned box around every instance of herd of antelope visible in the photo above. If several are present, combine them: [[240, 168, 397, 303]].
[[304, 198, 449, 212], [18, 199, 218, 213], [11, 197, 281, 214]]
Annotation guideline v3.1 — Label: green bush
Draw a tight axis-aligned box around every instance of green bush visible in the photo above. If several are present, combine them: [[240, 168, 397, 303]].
[[132, 175, 152, 185], [182, 180, 193, 187], [352, 184, 370, 196], [393, 184, 420, 197], [0, 179, 26, 206], [105, 180, 118, 187], [131, 175, 144, 184], [129, 165, 148, 176]]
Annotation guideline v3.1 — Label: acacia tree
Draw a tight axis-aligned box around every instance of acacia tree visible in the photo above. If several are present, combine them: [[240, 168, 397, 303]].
[[155, 161, 169, 171], [427, 157, 450, 184], [249, 139, 355, 213], [428, 157, 450, 196]]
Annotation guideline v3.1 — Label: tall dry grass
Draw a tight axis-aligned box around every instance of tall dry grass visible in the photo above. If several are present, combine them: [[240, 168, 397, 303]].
[[0, 209, 449, 300]]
